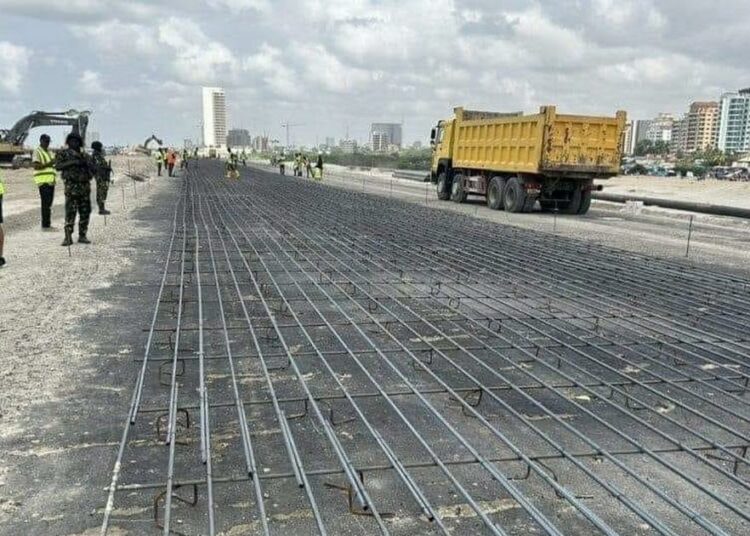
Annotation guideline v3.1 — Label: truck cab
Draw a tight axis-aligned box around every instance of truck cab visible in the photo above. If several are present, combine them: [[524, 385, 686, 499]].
[[430, 119, 454, 189]]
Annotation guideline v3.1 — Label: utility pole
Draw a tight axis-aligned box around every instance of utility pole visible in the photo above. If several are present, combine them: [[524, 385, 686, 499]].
[[281, 122, 303, 149]]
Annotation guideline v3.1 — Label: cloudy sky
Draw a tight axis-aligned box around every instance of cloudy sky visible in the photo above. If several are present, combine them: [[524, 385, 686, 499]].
[[0, 0, 747, 147]]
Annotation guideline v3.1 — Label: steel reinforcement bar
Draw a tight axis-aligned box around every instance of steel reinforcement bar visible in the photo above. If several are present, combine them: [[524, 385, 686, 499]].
[[101, 162, 750, 535]]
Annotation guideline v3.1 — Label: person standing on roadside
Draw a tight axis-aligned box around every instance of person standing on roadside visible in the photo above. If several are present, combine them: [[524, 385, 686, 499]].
[[154, 150, 163, 176], [0, 171, 6, 268], [33, 134, 57, 230], [166, 149, 177, 177], [91, 141, 112, 215], [55, 133, 94, 246], [314, 153, 324, 180]]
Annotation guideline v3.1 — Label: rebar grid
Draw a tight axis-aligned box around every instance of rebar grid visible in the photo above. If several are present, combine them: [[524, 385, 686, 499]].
[[101, 162, 750, 536]]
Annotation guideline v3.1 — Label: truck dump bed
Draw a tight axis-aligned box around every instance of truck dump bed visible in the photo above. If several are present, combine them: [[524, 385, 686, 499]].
[[451, 106, 626, 177]]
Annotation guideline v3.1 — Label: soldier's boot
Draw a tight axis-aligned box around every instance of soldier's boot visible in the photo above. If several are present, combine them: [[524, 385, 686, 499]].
[[99, 203, 111, 215], [61, 231, 73, 247], [78, 233, 92, 244]]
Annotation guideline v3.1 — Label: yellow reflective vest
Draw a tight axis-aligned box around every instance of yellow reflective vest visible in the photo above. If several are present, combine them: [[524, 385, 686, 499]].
[[0, 172, 5, 196], [33, 147, 56, 185]]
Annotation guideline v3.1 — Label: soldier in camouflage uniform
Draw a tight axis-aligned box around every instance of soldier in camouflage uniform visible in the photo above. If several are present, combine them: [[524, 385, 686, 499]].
[[91, 141, 112, 215], [55, 133, 94, 246]]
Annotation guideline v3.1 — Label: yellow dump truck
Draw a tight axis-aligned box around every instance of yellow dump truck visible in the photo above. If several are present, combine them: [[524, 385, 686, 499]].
[[430, 106, 627, 214]]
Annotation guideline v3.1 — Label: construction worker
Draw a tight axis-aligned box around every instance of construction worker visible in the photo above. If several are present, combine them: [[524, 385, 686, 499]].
[[314, 153, 324, 180], [154, 150, 163, 176], [303, 155, 311, 178], [181, 149, 189, 170], [91, 141, 112, 215], [240, 149, 247, 167], [166, 149, 177, 177], [0, 170, 5, 268], [55, 133, 94, 246], [33, 134, 57, 230]]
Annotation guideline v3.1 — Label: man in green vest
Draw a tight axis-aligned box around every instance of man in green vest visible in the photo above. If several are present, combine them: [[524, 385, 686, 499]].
[[0, 171, 5, 268], [32, 134, 57, 230]]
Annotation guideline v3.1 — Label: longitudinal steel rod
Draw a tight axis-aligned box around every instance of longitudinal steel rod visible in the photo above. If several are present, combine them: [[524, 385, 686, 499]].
[[229, 173, 748, 536], [212, 191, 616, 535], [192, 193, 215, 535], [100, 187, 184, 535], [205, 194, 392, 535], [104, 163, 750, 535], [235, 189, 681, 534], [196, 194, 269, 535]]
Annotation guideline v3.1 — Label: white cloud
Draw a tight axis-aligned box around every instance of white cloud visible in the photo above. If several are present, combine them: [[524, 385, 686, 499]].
[[78, 70, 106, 95], [291, 43, 372, 93], [0, 0, 157, 22], [0, 41, 31, 93], [71, 20, 158, 58], [158, 17, 238, 84], [243, 44, 301, 98], [206, 0, 271, 13]]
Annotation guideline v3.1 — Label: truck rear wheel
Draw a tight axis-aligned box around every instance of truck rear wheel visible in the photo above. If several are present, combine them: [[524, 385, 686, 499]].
[[487, 177, 505, 210], [577, 190, 592, 214], [560, 189, 582, 214], [436, 172, 450, 201], [451, 174, 467, 203], [503, 177, 527, 212]]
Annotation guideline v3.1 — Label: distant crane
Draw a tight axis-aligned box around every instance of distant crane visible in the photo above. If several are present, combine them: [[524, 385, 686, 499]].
[[281, 122, 303, 149]]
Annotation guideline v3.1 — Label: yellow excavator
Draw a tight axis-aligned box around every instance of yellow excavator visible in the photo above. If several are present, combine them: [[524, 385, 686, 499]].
[[135, 134, 164, 155], [0, 109, 90, 167]]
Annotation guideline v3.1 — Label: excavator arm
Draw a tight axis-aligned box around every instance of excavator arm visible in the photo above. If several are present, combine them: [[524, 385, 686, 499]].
[[0, 110, 91, 146], [142, 134, 163, 149]]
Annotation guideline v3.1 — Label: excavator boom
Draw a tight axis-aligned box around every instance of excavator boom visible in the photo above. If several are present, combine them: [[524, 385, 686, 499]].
[[0, 109, 91, 164]]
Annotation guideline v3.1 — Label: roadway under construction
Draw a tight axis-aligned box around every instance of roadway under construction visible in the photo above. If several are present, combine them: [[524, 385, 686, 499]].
[[101, 161, 750, 535]]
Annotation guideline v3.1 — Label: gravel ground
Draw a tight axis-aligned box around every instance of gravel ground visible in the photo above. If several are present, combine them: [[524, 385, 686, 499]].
[[0, 156, 171, 532], [598, 174, 750, 209]]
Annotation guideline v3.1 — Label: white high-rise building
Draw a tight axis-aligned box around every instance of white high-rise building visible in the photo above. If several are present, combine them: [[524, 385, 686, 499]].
[[202, 87, 227, 148], [717, 88, 750, 153]]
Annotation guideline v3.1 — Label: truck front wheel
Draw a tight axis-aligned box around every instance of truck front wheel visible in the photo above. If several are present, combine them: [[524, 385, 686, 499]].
[[503, 177, 527, 212], [436, 172, 450, 201], [487, 177, 505, 210]]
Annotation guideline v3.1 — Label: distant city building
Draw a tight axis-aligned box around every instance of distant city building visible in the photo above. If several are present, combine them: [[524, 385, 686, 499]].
[[339, 138, 358, 154], [371, 132, 390, 152], [680, 101, 719, 153], [717, 88, 750, 153], [325, 136, 335, 147], [634, 119, 651, 144], [671, 117, 687, 154], [227, 128, 251, 148], [645, 113, 675, 143], [370, 123, 402, 149], [252, 135, 270, 152], [622, 122, 634, 155], [184, 139, 195, 150], [202, 87, 227, 148]]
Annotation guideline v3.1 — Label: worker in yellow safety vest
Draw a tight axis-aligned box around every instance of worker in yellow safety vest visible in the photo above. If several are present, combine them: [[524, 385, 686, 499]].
[[32, 134, 57, 230]]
